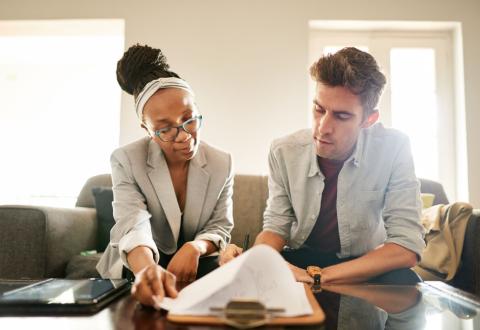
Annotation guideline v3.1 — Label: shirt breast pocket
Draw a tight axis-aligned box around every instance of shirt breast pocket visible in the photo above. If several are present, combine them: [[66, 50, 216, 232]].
[[352, 189, 385, 231]]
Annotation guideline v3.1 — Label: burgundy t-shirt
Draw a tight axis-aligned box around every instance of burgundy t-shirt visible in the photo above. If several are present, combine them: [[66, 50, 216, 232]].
[[304, 156, 343, 253]]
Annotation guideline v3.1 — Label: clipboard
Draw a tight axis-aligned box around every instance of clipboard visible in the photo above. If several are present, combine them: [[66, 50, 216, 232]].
[[166, 283, 325, 326]]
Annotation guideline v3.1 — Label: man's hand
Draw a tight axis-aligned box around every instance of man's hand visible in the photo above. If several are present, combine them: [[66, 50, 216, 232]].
[[131, 264, 178, 309], [219, 244, 243, 265], [167, 242, 202, 282], [288, 262, 314, 283]]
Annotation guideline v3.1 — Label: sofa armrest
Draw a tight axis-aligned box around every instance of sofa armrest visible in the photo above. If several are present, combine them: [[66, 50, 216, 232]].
[[0, 205, 97, 279], [450, 209, 480, 296]]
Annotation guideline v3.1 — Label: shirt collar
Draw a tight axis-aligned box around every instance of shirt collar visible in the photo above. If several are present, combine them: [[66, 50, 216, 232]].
[[308, 126, 371, 176], [346, 130, 364, 168], [348, 124, 377, 167]]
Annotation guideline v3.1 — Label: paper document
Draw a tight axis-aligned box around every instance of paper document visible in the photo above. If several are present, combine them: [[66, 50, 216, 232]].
[[160, 244, 313, 317]]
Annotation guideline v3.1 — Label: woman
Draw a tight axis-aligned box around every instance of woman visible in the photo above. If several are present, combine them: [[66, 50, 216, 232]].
[[97, 44, 234, 308]]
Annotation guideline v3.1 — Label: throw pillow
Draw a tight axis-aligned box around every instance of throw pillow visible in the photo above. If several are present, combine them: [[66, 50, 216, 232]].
[[421, 193, 435, 209], [92, 187, 115, 252]]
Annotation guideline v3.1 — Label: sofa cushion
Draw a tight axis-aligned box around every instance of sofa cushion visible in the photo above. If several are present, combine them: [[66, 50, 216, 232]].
[[65, 253, 102, 279], [92, 187, 115, 252], [230, 175, 268, 247]]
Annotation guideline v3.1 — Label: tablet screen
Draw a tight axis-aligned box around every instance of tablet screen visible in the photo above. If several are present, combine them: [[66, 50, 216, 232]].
[[0, 278, 128, 304]]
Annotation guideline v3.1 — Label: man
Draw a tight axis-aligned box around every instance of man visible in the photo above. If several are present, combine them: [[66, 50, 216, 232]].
[[222, 47, 425, 284]]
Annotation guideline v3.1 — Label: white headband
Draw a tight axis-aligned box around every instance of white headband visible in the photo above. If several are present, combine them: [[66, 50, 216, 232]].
[[134, 77, 195, 121]]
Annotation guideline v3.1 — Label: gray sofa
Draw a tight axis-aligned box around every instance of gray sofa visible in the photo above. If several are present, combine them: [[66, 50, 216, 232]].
[[0, 174, 267, 280], [1, 174, 479, 296]]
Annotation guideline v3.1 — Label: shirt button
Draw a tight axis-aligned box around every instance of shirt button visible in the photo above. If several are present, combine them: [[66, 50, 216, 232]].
[[311, 215, 316, 219]]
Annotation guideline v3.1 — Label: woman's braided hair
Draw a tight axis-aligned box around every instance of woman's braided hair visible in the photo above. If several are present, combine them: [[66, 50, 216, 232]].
[[116, 44, 181, 99]]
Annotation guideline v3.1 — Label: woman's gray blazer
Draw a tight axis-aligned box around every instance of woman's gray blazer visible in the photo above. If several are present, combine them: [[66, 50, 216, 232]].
[[97, 137, 233, 278]]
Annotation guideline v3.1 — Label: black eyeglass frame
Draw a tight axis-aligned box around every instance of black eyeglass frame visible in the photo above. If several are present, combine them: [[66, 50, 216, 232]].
[[152, 114, 203, 142]]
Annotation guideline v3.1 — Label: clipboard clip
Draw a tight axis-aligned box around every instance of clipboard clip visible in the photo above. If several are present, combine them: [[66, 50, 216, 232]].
[[210, 298, 285, 329]]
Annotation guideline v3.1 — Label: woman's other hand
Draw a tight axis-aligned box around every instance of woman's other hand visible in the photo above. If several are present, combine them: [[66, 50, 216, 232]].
[[166, 241, 202, 282], [219, 244, 243, 265]]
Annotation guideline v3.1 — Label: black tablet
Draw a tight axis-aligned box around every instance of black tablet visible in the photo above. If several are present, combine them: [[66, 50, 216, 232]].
[[0, 278, 130, 315]]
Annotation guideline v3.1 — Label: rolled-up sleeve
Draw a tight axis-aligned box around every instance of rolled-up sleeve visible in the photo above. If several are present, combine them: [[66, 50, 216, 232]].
[[194, 154, 234, 251], [109, 149, 160, 269], [383, 138, 426, 258], [262, 144, 296, 242]]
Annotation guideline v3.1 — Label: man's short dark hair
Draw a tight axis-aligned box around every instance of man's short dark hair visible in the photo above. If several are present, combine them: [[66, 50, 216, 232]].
[[310, 47, 386, 117]]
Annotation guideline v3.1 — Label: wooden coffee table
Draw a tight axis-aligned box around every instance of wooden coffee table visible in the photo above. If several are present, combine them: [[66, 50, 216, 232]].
[[1, 281, 479, 329]]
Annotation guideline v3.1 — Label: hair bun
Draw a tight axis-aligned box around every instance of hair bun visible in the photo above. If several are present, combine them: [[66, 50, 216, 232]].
[[116, 43, 171, 96]]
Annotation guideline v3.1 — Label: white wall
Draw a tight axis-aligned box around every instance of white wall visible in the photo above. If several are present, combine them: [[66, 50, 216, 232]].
[[1, 0, 479, 205]]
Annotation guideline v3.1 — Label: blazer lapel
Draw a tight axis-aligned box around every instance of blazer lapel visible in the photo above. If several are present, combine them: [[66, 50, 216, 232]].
[[146, 140, 182, 244], [183, 145, 210, 240]]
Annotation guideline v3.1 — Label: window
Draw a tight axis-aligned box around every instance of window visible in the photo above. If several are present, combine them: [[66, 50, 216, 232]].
[[0, 20, 124, 207], [390, 48, 439, 180], [309, 21, 462, 200]]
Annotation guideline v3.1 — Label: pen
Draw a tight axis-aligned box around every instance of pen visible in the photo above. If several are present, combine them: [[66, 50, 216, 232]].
[[243, 233, 250, 251]]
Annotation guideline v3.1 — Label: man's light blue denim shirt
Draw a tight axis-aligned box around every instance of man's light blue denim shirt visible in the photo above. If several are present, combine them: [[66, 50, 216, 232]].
[[263, 123, 425, 258]]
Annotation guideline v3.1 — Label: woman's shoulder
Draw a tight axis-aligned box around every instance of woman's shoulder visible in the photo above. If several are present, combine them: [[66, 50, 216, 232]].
[[111, 137, 151, 161], [198, 141, 232, 170], [199, 141, 231, 157]]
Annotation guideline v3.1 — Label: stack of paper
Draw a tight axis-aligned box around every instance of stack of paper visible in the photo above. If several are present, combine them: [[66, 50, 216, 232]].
[[160, 244, 313, 317]]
